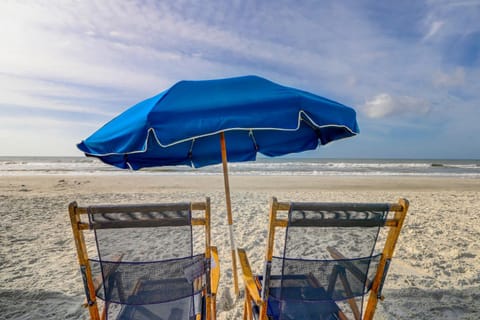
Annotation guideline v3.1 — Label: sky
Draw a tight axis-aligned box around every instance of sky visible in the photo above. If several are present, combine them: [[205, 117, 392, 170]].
[[0, 0, 479, 159]]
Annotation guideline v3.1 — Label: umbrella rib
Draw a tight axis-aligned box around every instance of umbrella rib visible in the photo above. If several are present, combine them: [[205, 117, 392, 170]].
[[302, 117, 322, 135], [189, 138, 195, 168], [124, 154, 134, 170], [249, 130, 259, 151]]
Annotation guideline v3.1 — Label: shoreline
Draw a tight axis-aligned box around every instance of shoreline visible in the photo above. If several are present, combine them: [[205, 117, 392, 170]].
[[1, 174, 479, 195]]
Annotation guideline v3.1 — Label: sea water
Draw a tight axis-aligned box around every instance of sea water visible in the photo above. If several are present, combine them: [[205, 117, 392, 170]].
[[1, 157, 479, 177]]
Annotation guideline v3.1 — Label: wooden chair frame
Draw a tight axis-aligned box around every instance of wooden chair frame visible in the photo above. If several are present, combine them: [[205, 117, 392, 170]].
[[238, 197, 409, 320], [69, 198, 219, 320]]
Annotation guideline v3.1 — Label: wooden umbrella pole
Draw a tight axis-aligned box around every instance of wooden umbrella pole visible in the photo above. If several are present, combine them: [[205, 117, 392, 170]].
[[220, 132, 240, 296]]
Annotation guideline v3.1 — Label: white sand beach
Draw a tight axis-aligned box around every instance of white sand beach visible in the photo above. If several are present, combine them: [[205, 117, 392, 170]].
[[1, 174, 479, 319]]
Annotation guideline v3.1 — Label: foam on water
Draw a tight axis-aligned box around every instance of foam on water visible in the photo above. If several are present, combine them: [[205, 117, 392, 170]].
[[1, 157, 479, 177]]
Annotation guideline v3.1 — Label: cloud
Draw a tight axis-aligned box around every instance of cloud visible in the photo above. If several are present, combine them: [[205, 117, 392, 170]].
[[421, 1, 480, 67], [433, 67, 465, 87], [0, 115, 101, 156], [0, 1, 385, 100], [362, 93, 431, 119], [0, 1, 479, 158], [423, 20, 444, 40], [0, 73, 122, 116]]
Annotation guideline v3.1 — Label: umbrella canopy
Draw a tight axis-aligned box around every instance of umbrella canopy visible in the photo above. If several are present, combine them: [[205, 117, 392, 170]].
[[78, 75, 359, 168], [77, 75, 359, 295]]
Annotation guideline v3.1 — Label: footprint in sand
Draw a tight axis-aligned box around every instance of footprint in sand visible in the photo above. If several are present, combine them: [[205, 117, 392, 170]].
[[19, 184, 31, 192]]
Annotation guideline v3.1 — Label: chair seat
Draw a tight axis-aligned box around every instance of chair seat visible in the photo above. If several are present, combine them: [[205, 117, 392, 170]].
[[256, 276, 340, 320], [125, 278, 199, 304], [117, 296, 203, 320], [114, 278, 203, 320]]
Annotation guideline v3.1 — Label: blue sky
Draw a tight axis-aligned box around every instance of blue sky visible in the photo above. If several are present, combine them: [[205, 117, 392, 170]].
[[1, 1, 479, 159]]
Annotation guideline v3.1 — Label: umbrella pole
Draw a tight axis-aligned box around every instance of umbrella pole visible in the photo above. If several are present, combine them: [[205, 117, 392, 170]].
[[220, 132, 240, 296]]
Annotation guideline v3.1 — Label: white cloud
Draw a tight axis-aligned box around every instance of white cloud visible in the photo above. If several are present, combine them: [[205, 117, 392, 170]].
[[423, 20, 444, 40], [0, 1, 376, 99], [433, 67, 465, 87], [0, 115, 100, 129], [362, 93, 431, 118], [0, 1, 478, 157], [0, 127, 83, 156], [0, 73, 119, 116], [0, 115, 101, 156], [422, 0, 480, 46]]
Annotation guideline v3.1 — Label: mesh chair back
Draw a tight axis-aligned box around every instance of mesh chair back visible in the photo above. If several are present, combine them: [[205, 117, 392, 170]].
[[268, 202, 390, 319], [86, 203, 206, 320]]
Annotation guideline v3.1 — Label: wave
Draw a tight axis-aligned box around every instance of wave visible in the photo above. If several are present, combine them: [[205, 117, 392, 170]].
[[1, 157, 479, 177]]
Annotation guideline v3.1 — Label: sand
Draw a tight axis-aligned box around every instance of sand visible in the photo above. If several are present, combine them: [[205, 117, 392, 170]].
[[1, 174, 479, 319]]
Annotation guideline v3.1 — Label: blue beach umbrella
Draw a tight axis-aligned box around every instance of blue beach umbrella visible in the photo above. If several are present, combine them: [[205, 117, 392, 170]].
[[78, 75, 359, 293]]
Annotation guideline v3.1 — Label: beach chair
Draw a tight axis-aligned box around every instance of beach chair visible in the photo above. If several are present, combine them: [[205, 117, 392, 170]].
[[68, 198, 219, 320], [238, 197, 408, 320]]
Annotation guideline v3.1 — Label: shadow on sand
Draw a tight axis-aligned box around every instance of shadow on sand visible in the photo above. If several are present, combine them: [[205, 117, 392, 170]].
[[378, 286, 480, 320], [2, 286, 479, 319]]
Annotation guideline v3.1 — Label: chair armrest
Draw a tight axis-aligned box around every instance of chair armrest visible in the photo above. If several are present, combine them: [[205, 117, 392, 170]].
[[210, 246, 220, 295], [237, 248, 262, 305]]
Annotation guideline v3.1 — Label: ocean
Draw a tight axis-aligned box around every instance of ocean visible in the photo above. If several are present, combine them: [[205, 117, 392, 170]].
[[1, 157, 479, 178]]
